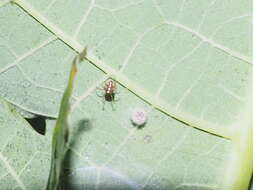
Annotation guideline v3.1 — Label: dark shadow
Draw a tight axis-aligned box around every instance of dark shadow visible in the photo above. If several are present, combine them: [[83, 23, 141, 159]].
[[248, 174, 253, 190], [68, 119, 92, 147], [59, 119, 92, 189], [25, 115, 47, 135], [132, 121, 147, 129]]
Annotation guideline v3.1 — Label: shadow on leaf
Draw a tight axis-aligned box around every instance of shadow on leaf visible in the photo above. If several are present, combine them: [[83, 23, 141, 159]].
[[25, 115, 46, 135], [59, 119, 93, 189]]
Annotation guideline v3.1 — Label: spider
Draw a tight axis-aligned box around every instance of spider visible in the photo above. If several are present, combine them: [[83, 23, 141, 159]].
[[96, 79, 119, 110]]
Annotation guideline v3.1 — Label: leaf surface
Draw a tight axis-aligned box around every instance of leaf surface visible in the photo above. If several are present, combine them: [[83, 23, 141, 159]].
[[1, 0, 253, 189], [0, 97, 52, 189]]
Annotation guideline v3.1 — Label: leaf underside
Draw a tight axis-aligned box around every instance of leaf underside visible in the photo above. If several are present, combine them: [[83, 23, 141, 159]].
[[0, 96, 52, 189], [1, 0, 253, 189]]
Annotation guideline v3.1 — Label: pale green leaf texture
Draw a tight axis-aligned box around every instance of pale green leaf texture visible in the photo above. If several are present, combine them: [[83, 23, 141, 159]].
[[0, 97, 52, 189], [1, 0, 253, 189]]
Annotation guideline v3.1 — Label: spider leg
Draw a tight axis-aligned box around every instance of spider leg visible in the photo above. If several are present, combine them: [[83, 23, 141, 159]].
[[110, 101, 115, 111], [114, 95, 120, 102], [102, 97, 106, 110], [96, 87, 104, 97], [112, 83, 119, 94], [96, 87, 103, 90], [110, 94, 116, 111], [114, 88, 120, 94]]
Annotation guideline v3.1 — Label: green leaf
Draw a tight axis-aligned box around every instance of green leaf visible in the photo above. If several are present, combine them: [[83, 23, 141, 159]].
[[0, 96, 52, 189], [1, 0, 253, 189], [46, 49, 86, 190]]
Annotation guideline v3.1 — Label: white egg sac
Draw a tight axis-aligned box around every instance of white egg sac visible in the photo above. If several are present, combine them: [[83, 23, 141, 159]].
[[130, 108, 147, 126]]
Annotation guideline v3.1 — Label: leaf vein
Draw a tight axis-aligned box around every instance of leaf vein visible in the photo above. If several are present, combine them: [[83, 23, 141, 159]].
[[0, 152, 26, 190]]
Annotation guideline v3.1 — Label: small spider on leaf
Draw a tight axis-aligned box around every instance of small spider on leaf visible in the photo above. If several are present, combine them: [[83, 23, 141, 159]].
[[96, 79, 119, 110]]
